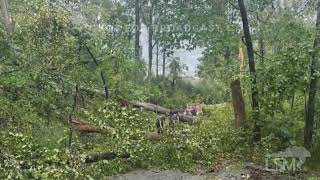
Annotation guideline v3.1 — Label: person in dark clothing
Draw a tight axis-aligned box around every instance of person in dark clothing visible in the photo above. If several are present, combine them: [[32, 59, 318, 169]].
[[148, 114, 165, 142], [191, 104, 198, 116], [169, 111, 179, 126], [156, 114, 165, 133]]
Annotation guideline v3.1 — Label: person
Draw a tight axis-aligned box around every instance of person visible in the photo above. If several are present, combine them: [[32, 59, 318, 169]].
[[191, 104, 197, 116], [185, 104, 193, 115], [156, 113, 165, 131], [147, 114, 165, 142], [169, 111, 179, 126]]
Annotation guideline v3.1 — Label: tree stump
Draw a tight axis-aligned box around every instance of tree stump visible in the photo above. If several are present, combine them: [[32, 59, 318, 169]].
[[230, 79, 246, 128]]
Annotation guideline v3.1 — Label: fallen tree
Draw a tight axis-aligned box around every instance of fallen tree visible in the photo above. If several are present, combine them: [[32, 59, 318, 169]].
[[129, 101, 193, 123], [85, 152, 130, 163], [71, 118, 115, 134], [130, 100, 171, 114], [178, 113, 193, 123]]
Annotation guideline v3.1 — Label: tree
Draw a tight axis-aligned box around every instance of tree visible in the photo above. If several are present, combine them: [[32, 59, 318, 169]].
[[156, 44, 159, 77], [162, 48, 166, 77], [304, 0, 320, 149], [147, 0, 154, 80], [168, 57, 187, 90], [0, 0, 13, 38], [237, 0, 261, 142], [231, 79, 246, 128], [134, 0, 141, 59]]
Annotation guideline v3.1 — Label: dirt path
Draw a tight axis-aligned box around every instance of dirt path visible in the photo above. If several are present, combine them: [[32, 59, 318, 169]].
[[109, 169, 248, 180], [109, 165, 316, 180], [110, 170, 205, 180]]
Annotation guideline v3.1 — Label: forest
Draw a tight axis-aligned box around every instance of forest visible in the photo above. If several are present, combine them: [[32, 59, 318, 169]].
[[0, 0, 320, 179]]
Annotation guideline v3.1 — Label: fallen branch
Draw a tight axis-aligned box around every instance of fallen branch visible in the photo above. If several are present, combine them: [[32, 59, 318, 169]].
[[85, 152, 130, 163], [178, 113, 193, 123], [71, 118, 115, 134], [130, 101, 171, 114], [129, 100, 194, 123]]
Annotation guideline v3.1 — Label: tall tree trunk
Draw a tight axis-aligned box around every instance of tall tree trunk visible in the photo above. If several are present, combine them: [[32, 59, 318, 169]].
[[85, 45, 109, 101], [100, 71, 109, 101], [258, 37, 265, 61], [114, 60, 120, 97], [162, 48, 166, 77], [171, 64, 177, 90], [148, 2, 154, 80], [134, 0, 141, 59], [258, 8, 265, 62], [304, 0, 320, 150], [67, 85, 79, 148], [238, 0, 261, 143], [0, 0, 13, 38], [156, 44, 159, 77]]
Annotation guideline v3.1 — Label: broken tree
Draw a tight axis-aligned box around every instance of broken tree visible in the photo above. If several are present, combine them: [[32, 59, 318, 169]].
[[230, 79, 246, 128], [71, 118, 115, 134]]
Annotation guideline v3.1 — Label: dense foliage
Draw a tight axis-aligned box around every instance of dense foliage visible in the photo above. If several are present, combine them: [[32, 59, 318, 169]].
[[1, 0, 320, 179]]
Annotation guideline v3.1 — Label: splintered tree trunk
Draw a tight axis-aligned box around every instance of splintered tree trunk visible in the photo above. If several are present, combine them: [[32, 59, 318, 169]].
[[304, 0, 320, 149], [238, 0, 260, 142], [231, 79, 246, 128], [135, 0, 141, 59]]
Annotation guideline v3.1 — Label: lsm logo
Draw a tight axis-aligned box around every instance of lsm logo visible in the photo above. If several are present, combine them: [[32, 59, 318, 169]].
[[265, 146, 311, 172]]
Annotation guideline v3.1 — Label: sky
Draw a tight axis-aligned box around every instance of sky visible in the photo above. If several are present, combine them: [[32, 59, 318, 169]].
[[140, 24, 203, 77]]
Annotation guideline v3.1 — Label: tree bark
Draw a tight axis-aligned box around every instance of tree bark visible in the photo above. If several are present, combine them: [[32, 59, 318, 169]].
[[162, 48, 166, 77], [290, 92, 295, 111], [238, 0, 261, 142], [67, 85, 79, 148], [131, 100, 171, 114], [129, 101, 193, 122], [148, 2, 154, 80], [231, 79, 246, 128], [258, 36, 265, 61], [100, 71, 109, 101], [135, 0, 141, 59], [257, 6, 265, 62], [304, 0, 320, 149], [114, 60, 120, 97], [85, 45, 109, 101], [178, 113, 193, 123], [0, 0, 13, 38], [71, 118, 114, 134], [156, 44, 159, 77]]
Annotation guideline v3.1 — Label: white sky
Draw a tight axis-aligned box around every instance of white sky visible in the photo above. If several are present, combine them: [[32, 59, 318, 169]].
[[140, 24, 203, 77]]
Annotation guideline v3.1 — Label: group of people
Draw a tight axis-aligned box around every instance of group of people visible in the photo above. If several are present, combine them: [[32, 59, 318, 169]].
[[182, 103, 201, 116], [157, 102, 201, 129], [148, 100, 202, 142]]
